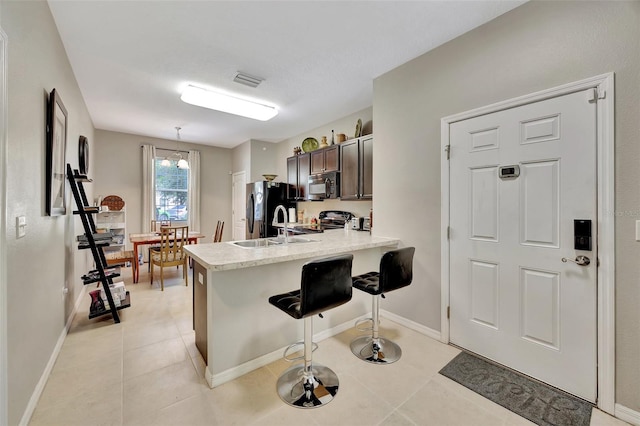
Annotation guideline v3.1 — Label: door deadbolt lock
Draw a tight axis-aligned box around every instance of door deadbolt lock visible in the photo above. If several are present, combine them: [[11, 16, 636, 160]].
[[561, 255, 591, 266]]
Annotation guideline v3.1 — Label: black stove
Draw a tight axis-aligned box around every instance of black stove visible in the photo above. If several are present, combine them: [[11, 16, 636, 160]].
[[289, 210, 353, 234], [318, 210, 353, 229]]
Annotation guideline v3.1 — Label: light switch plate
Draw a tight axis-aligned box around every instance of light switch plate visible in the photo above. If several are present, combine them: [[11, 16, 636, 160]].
[[16, 216, 26, 238]]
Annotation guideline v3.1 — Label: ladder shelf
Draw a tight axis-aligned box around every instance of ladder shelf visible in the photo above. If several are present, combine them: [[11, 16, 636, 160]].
[[66, 163, 131, 323]]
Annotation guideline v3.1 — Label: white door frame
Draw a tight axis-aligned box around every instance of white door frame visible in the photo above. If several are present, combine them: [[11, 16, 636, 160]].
[[440, 73, 615, 413], [0, 26, 8, 426]]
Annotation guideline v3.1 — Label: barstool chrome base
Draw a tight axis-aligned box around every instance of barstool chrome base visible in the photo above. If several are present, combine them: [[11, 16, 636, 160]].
[[276, 363, 339, 408], [350, 335, 402, 364]]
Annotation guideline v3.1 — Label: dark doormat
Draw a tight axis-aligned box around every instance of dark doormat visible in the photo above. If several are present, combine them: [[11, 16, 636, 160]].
[[439, 351, 593, 426]]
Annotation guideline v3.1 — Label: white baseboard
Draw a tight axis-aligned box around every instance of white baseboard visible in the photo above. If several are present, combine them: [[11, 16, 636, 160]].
[[207, 314, 370, 388], [207, 312, 440, 388], [615, 404, 640, 426], [381, 309, 442, 341], [18, 286, 87, 426], [207, 345, 284, 388]]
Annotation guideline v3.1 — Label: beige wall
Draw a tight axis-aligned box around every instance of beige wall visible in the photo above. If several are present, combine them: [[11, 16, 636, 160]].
[[374, 1, 640, 410], [93, 130, 233, 243], [250, 139, 279, 183], [1, 1, 96, 423], [231, 139, 279, 184], [231, 140, 251, 180]]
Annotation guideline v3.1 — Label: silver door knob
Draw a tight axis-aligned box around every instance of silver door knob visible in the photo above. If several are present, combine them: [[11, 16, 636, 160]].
[[561, 255, 591, 266]]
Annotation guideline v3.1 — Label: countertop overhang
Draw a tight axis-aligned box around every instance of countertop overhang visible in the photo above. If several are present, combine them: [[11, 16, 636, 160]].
[[184, 229, 399, 271]]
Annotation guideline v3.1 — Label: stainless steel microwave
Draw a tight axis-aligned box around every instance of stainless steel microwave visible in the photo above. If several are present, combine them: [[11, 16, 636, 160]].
[[307, 171, 340, 200]]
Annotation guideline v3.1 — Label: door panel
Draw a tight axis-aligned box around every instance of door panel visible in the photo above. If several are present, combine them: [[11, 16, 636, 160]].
[[287, 156, 298, 199], [340, 140, 358, 200], [470, 166, 499, 241], [520, 267, 559, 349], [310, 150, 325, 174], [324, 145, 339, 172], [519, 160, 559, 247], [361, 136, 373, 199], [449, 89, 597, 402], [469, 259, 499, 328], [298, 153, 310, 199]]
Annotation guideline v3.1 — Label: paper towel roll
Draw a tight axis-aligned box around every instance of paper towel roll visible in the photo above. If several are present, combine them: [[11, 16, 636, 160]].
[[288, 208, 296, 223]]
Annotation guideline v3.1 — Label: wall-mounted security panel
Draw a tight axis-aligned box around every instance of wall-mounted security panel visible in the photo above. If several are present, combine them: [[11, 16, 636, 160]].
[[574, 219, 592, 251], [499, 165, 520, 179]]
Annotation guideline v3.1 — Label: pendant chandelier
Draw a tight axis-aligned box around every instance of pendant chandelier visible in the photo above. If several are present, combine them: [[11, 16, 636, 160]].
[[161, 126, 189, 169]]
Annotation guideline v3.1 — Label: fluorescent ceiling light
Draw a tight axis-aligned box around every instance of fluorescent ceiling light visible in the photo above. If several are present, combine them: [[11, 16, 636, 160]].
[[181, 85, 278, 121]]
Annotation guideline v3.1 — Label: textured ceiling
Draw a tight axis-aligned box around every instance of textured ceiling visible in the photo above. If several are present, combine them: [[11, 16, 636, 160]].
[[47, 0, 526, 148]]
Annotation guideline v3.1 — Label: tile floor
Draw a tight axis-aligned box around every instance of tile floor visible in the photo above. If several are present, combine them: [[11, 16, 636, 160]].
[[29, 266, 627, 426]]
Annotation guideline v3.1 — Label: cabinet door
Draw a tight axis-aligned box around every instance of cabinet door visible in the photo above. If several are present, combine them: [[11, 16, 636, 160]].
[[310, 150, 325, 174], [297, 153, 310, 199], [340, 140, 359, 200], [286, 156, 299, 199], [360, 136, 373, 199], [324, 145, 340, 172], [193, 261, 208, 363]]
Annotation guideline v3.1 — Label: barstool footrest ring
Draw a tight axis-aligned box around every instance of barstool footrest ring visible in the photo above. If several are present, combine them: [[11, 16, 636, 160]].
[[283, 341, 319, 362], [354, 317, 374, 332]]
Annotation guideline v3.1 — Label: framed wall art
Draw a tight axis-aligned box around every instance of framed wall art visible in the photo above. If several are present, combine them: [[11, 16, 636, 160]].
[[46, 88, 67, 216]]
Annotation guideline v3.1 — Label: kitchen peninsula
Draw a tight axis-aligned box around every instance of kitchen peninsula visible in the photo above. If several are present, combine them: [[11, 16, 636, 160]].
[[184, 229, 399, 388]]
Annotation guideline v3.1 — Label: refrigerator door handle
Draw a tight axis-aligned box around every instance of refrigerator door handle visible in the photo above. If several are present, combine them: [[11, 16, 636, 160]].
[[247, 193, 255, 234]]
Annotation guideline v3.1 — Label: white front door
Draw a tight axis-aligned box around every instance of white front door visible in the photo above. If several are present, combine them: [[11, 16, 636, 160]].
[[449, 89, 597, 402], [232, 171, 246, 241]]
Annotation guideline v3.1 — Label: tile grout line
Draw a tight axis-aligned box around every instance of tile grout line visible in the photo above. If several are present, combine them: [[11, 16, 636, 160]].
[[120, 324, 124, 426]]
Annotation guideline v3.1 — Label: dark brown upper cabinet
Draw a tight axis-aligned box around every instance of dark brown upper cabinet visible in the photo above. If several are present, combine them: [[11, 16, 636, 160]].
[[287, 153, 310, 200], [310, 145, 340, 174], [340, 135, 373, 200]]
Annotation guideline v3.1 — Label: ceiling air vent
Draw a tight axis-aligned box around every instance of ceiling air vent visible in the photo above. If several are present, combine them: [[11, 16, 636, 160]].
[[233, 72, 263, 88]]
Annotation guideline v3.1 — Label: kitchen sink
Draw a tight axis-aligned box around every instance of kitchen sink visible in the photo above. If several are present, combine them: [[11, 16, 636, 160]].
[[230, 236, 318, 248], [231, 239, 282, 248], [270, 236, 319, 244]]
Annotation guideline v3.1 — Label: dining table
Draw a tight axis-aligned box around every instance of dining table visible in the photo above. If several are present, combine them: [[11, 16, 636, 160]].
[[129, 231, 205, 283]]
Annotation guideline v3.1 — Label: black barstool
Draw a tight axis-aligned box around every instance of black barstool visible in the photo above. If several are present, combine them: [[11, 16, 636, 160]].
[[350, 247, 415, 364], [269, 254, 353, 408]]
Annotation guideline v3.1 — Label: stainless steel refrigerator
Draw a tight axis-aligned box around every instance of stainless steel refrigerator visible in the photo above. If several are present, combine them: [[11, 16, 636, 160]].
[[246, 181, 294, 239]]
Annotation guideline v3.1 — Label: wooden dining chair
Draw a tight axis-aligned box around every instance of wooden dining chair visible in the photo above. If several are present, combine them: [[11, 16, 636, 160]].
[[149, 219, 171, 271], [150, 225, 189, 291], [213, 220, 224, 242], [151, 219, 171, 233]]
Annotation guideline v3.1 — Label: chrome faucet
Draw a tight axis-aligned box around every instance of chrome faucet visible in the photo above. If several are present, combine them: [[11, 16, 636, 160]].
[[272, 205, 289, 244]]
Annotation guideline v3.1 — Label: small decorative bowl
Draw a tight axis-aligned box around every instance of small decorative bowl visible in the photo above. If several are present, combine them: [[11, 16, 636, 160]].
[[263, 174, 278, 182]]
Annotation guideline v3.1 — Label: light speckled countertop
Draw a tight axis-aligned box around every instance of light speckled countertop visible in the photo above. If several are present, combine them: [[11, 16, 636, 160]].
[[184, 229, 399, 271]]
